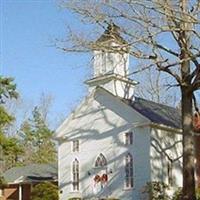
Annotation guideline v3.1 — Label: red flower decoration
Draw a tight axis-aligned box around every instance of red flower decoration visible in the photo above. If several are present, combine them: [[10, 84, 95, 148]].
[[101, 174, 108, 183], [94, 175, 101, 183]]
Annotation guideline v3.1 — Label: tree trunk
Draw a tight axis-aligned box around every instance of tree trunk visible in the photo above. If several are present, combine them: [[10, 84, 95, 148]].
[[195, 135, 200, 188], [182, 88, 196, 200]]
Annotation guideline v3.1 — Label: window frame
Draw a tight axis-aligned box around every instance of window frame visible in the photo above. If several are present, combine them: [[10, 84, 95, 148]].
[[72, 140, 79, 153], [94, 153, 107, 168], [71, 158, 80, 192], [124, 153, 134, 189], [124, 131, 133, 145], [167, 160, 173, 186]]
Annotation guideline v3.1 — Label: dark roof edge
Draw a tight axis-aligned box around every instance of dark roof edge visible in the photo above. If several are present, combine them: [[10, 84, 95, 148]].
[[96, 86, 151, 121], [96, 87, 182, 131], [150, 122, 182, 133], [134, 95, 179, 111]]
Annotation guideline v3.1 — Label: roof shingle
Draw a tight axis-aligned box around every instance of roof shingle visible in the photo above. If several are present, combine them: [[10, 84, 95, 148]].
[[3, 163, 57, 183], [125, 97, 181, 129]]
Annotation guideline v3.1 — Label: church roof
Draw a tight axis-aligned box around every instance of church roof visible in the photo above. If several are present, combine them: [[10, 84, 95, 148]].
[[55, 87, 182, 139], [125, 97, 181, 129], [3, 163, 57, 183], [96, 87, 181, 130]]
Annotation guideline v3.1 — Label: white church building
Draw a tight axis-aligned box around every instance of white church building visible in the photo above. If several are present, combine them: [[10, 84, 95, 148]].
[[55, 24, 182, 200]]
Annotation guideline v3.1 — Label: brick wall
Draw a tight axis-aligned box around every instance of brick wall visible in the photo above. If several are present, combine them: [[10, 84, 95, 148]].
[[22, 184, 31, 200], [2, 184, 31, 200], [3, 184, 18, 200]]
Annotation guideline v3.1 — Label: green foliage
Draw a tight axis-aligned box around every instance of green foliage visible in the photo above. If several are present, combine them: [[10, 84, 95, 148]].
[[31, 182, 58, 200], [0, 76, 17, 132], [172, 188, 200, 200], [196, 188, 200, 200], [0, 132, 24, 170], [0, 106, 14, 131], [0, 76, 22, 170], [100, 199, 119, 200], [0, 76, 18, 104], [142, 181, 169, 200], [20, 107, 56, 164], [68, 198, 119, 200], [172, 187, 182, 200], [68, 198, 82, 200], [0, 175, 7, 188]]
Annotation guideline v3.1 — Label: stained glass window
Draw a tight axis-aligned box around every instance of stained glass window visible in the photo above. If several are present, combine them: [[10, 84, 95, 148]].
[[125, 153, 133, 188], [95, 153, 107, 167], [72, 158, 79, 191]]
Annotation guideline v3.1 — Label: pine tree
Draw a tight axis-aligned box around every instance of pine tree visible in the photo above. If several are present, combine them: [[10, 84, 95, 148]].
[[20, 107, 56, 164], [0, 76, 23, 184]]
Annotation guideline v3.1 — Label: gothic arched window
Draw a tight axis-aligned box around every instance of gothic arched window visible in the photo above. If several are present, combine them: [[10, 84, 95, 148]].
[[72, 158, 79, 191], [125, 153, 133, 188], [95, 153, 107, 167]]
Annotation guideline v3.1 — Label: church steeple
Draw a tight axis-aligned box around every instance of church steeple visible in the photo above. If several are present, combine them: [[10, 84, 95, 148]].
[[93, 23, 129, 78], [86, 23, 137, 100]]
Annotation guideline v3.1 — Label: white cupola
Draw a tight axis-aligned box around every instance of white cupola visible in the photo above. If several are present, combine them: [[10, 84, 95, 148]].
[[86, 23, 137, 100], [93, 24, 129, 77]]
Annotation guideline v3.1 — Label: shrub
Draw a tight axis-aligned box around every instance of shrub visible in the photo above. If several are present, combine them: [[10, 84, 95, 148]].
[[172, 187, 200, 200], [68, 198, 119, 200], [100, 199, 119, 200], [172, 187, 182, 200], [31, 182, 58, 200], [142, 181, 169, 200], [0, 175, 7, 188], [68, 198, 81, 200], [196, 187, 200, 200]]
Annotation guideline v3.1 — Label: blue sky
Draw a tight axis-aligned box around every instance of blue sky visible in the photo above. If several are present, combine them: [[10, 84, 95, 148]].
[[1, 0, 92, 128], [1, 0, 199, 129]]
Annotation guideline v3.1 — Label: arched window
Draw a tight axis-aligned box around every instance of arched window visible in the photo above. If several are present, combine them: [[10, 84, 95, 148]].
[[125, 153, 133, 188], [167, 161, 173, 185], [95, 153, 107, 167], [72, 159, 79, 191]]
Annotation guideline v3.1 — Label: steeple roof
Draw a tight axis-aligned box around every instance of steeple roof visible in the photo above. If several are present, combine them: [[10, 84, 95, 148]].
[[96, 23, 127, 44]]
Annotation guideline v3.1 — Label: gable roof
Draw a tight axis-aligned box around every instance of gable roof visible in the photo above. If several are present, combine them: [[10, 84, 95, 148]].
[[55, 87, 182, 139], [95, 87, 181, 130], [55, 90, 96, 138], [3, 163, 57, 183], [123, 97, 181, 129]]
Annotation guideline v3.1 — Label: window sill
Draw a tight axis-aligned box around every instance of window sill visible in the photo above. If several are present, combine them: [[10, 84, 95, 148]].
[[123, 187, 134, 191], [70, 191, 81, 193], [93, 166, 107, 169]]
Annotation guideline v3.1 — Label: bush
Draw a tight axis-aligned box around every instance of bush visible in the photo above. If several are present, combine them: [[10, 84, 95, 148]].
[[172, 187, 182, 200], [142, 181, 169, 200], [100, 199, 119, 200], [172, 187, 200, 200], [196, 188, 200, 200], [68, 198, 81, 200], [68, 198, 119, 200], [0, 175, 7, 188], [31, 182, 58, 200]]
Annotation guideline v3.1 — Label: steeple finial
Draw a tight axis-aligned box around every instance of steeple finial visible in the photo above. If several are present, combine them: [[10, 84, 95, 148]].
[[106, 23, 120, 35]]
